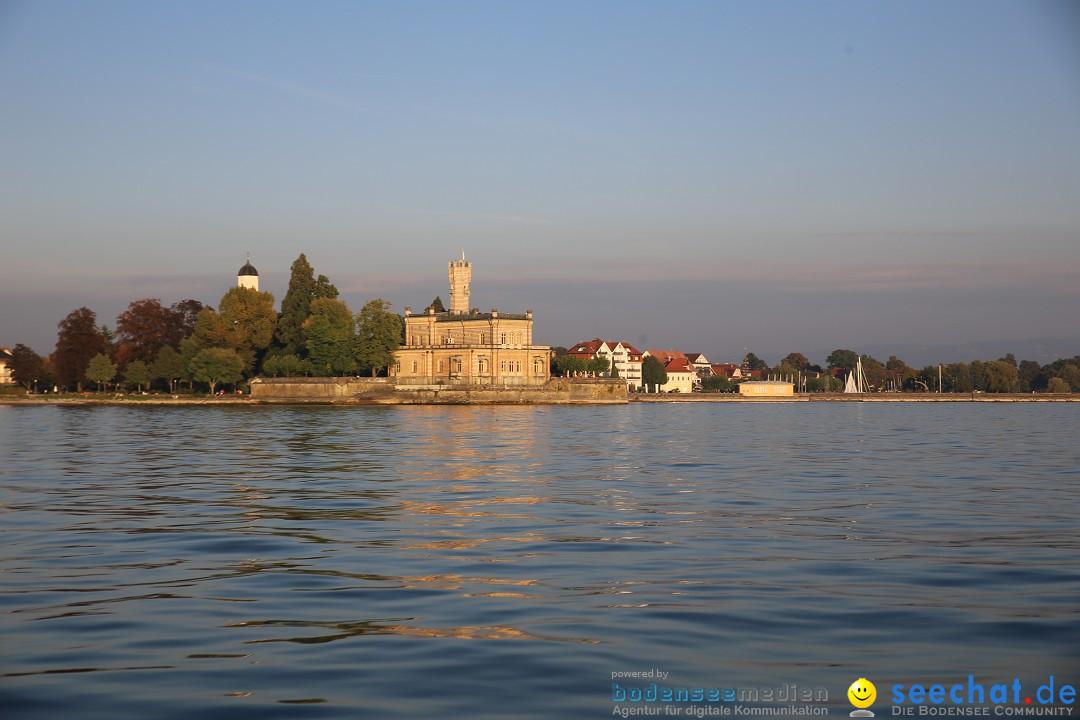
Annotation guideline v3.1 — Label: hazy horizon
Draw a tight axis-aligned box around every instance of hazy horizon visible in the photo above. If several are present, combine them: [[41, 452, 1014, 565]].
[[3, 2, 1078, 363]]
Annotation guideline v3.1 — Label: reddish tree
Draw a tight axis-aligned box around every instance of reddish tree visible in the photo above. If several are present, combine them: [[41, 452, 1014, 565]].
[[169, 299, 206, 340], [114, 298, 207, 367], [52, 308, 106, 391], [116, 299, 177, 366]]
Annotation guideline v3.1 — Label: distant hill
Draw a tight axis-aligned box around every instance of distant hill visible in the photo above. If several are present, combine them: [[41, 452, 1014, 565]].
[[804, 338, 1080, 369]]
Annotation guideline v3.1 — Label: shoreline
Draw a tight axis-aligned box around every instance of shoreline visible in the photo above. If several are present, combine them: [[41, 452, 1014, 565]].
[[2, 392, 1077, 406]]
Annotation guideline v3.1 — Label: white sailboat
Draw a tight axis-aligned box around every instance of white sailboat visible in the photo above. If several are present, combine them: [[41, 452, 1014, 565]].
[[844, 357, 868, 394]]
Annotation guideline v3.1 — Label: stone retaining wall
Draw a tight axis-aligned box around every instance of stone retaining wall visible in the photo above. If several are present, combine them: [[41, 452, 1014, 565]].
[[248, 377, 627, 404]]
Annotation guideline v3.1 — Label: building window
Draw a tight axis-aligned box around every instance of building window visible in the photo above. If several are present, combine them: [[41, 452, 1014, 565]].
[[480, 333, 486, 344], [501, 361, 506, 372], [412, 361, 417, 373], [479, 358, 487, 373], [500, 333, 506, 345], [438, 360, 444, 373]]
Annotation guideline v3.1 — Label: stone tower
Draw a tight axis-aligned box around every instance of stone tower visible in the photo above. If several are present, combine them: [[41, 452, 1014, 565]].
[[237, 254, 259, 291], [448, 252, 471, 315]]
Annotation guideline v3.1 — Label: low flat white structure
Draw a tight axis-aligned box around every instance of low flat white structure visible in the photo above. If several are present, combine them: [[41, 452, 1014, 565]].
[[738, 380, 794, 397]]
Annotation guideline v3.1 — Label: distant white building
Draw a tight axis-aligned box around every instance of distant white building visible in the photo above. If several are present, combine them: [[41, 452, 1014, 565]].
[[0, 347, 14, 386], [566, 338, 645, 390]]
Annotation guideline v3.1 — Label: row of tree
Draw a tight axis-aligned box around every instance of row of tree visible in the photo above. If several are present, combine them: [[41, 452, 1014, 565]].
[[7, 254, 405, 394], [762, 349, 1080, 393]]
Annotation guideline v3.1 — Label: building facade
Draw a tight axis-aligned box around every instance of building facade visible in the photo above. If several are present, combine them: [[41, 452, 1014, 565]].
[[393, 258, 551, 386], [0, 347, 14, 386], [566, 338, 644, 390]]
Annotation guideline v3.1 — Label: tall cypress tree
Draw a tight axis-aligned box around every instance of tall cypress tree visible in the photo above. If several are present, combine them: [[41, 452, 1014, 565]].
[[275, 254, 316, 355]]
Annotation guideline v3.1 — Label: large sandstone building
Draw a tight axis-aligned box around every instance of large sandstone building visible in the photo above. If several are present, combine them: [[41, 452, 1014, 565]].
[[393, 256, 551, 386]]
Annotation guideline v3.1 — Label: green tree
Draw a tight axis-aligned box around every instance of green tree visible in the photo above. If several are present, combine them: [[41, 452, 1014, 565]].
[[10, 344, 48, 391], [314, 274, 339, 300], [553, 355, 586, 376], [860, 355, 886, 390], [781, 352, 810, 371], [86, 353, 117, 393], [826, 349, 858, 371], [189, 347, 244, 394], [275, 253, 317, 355], [1047, 377, 1070, 394], [53, 308, 107, 391], [429, 296, 446, 313], [743, 352, 767, 371], [123, 360, 151, 392], [774, 363, 800, 381], [262, 353, 313, 377], [806, 376, 840, 392], [152, 346, 186, 394], [641, 355, 667, 391], [943, 362, 973, 392], [303, 298, 357, 376], [190, 288, 276, 374], [984, 360, 1019, 393], [701, 376, 734, 392], [1060, 364, 1080, 392], [1018, 360, 1043, 392], [587, 356, 610, 376], [355, 299, 402, 377]]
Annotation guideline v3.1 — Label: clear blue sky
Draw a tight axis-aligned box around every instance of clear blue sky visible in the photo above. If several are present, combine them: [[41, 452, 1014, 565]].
[[2, 1, 1078, 364]]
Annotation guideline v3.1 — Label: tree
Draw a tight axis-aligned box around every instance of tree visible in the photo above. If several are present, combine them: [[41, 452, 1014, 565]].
[[124, 360, 151, 392], [86, 353, 117, 393], [170, 299, 206, 340], [774, 363, 800, 381], [743, 352, 767, 371], [553, 355, 587, 376], [189, 347, 244, 394], [781, 353, 810, 371], [275, 254, 317, 355], [1018, 360, 1043, 392], [587, 356, 610, 376], [189, 288, 276, 374], [826, 349, 858, 371], [1060, 364, 1080, 392], [10, 344, 47, 391], [641, 355, 667, 391], [313, 274, 338, 300], [429, 296, 446, 313], [942, 362, 973, 393], [860, 355, 886, 390], [806, 376, 839, 392], [303, 298, 357, 376], [115, 298, 180, 366], [262, 354, 313, 377], [152, 346, 186, 394], [984, 360, 1018, 393], [701, 376, 734, 393], [355, 299, 402, 377], [1047, 377, 1070, 394], [53, 308, 107, 391]]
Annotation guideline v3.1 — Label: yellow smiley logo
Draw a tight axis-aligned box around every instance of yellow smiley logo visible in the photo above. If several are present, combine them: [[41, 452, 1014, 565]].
[[848, 678, 876, 709]]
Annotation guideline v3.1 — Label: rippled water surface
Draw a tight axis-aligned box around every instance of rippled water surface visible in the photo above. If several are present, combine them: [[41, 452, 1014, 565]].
[[2, 404, 1078, 718]]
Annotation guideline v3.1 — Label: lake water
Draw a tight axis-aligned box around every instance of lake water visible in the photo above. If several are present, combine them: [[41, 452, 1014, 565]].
[[1, 403, 1078, 719]]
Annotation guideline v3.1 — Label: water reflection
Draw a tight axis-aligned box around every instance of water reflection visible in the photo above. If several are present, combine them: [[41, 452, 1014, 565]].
[[1, 404, 1078, 719]]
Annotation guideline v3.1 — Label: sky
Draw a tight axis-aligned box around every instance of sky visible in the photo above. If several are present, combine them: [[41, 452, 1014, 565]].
[[2, 1, 1079, 365]]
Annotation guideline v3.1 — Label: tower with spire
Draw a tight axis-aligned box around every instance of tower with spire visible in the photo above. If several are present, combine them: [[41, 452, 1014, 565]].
[[237, 254, 259, 291], [448, 250, 471, 315]]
